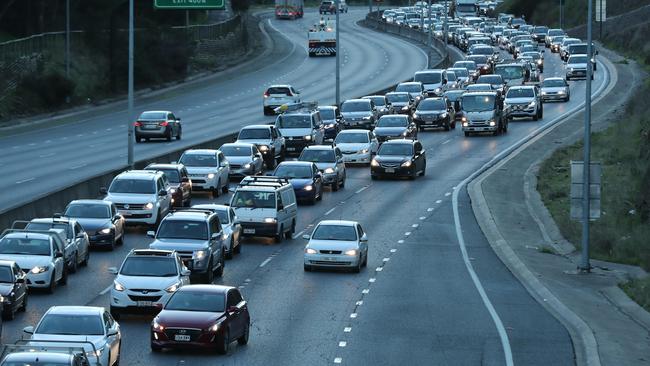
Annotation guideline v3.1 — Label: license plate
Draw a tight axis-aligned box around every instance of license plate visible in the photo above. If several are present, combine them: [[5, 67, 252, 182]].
[[243, 228, 256, 234], [174, 334, 191, 342], [425, 121, 433, 124], [136, 301, 152, 307], [287, 147, 296, 151], [385, 168, 395, 173], [143, 124, 158, 129]]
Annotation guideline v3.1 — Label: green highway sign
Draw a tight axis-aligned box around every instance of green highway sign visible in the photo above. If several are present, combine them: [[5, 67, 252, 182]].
[[154, 0, 225, 10]]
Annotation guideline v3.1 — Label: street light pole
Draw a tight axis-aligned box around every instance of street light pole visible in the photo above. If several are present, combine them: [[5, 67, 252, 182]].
[[127, 0, 135, 169], [335, 0, 340, 107], [65, 0, 70, 79], [444, 0, 448, 45], [427, 0, 432, 47], [580, 0, 594, 272]]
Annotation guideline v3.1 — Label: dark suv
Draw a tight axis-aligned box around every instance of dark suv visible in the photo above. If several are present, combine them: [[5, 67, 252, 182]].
[[148, 209, 226, 283], [144, 163, 192, 207], [319, 0, 336, 14]]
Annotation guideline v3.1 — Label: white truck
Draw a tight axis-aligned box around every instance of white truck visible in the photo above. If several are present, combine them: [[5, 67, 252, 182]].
[[454, 0, 477, 18], [308, 18, 336, 57], [275, 0, 304, 19]]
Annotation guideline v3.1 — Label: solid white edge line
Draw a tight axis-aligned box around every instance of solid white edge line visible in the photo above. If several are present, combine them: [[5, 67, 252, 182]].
[[450, 56, 611, 366]]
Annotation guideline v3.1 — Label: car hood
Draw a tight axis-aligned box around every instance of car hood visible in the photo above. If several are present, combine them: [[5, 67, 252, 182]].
[[416, 109, 446, 116], [226, 156, 253, 165], [116, 275, 179, 290], [288, 178, 314, 188], [321, 118, 337, 124], [0, 255, 51, 270], [341, 112, 371, 119], [390, 102, 409, 108], [307, 239, 358, 251], [335, 143, 370, 152], [0, 283, 15, 295], [157, 310, 225, 328], [149, 238, 209, 252], [185, 167, 218, 175], [465, 110, 496, 120], [422, 82, 443, 91], [374, 127, 407, 136], [279, 128, 312, 137], [567, 62, 587, 69], [374, 155, 411, 164], [74, 218, 112, 232], [505, 97, 534, 104], [233, 207, 277, 221], [236, 138, 273, 146], [27, 335, 105, 354], [104, 193, 155, 204], [541, 86, 567, 93]]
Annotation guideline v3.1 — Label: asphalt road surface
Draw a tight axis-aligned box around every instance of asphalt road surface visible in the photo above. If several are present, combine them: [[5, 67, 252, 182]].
[[0, 8, 611, 366]]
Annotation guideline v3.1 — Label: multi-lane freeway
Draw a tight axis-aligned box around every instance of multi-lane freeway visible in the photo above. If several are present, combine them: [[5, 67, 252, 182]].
[[0, 6, 612, 366]]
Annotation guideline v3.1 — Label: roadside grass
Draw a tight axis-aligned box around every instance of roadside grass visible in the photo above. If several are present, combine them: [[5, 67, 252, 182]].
[[621, 277, 650, 312]]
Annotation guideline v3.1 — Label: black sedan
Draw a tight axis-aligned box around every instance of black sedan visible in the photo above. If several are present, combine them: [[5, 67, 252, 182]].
[[62, 199, 125, 250], [370, 139, 426, 180], [385, 92, 415, 115], [412, 98, 455, 131], [373, 115, 417, 143], [0, 260, 28, 320]]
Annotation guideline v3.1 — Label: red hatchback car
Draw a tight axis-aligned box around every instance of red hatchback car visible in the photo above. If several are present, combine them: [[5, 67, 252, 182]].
[[151, 285, 250, 354]]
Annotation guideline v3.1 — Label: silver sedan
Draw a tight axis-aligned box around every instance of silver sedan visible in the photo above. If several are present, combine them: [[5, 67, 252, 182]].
[[192, 204, 242, 259], [219, 143, 265, 179]]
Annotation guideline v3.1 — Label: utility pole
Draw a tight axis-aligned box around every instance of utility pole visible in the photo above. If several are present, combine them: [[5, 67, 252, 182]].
[[427, 0, 432, 47], [127, 0, 135, 168], [65, 0, 70, 103], [444, 0, 449, 45], [335, 0, 340, 107], [580, 0, 594, 272], [368, 0, 372, 15]]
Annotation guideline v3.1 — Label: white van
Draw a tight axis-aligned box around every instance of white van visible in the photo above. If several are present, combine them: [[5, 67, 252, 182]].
[[230, 176, 298, 243]]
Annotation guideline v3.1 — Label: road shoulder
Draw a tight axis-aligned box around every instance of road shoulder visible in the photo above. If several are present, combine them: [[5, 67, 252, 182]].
[[469, 47, 650, 366]]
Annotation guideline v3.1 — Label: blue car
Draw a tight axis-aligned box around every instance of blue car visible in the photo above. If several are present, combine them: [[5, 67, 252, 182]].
[[272, 161, 323, 205]]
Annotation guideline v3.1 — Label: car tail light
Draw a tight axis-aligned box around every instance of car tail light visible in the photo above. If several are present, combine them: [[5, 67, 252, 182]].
[[159, 121, 169, 127], [134, 121, 142, 127], [264, 91, 270, 98]]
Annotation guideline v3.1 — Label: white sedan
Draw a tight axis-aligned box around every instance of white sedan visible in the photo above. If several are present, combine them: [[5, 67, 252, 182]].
[[334, 130, 379, 165], [303, 220, 369, 273], [192, 204, 242, 259], [23, 306, 121, 366]]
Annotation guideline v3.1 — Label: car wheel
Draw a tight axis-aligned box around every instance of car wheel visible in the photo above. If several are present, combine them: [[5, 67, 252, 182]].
[[238, 321, 250, 345], [70, 252, 78, 273], [451, 121, 456, 129], [304, 264, 312, 272], [371, 174, 378, 180], [82, 247, 90, 266], [332, 180, 339, 192], [274, 226, 283, 243], [363, 250, 368, 267], [316, 186, 322, 201], [59, 267, 68, 286], [216, 329, 230, 355], [533, 112, 538, 121], [166, 131, 172, 142], [284, 221, 295, 240], [222, 181, 229, 194], [19, 293, 28, 312], [135, 136, 142, 143], [110, 306, 121, 321], [215, 254, 224, 278], [502, 120, 508, 133], [234, 235, 241, 254], [176, 128, 182, 140], [47, 272, 56, 294], [204, 260, 214, 283], [464, 131, 470, 137], [352, 259, 361, 273], [3, 304, 15, 320], [444, 122, 450, 131], [226, 239, 234, 260], [212, 183, 221, 198], [420, 161, 426, 176]]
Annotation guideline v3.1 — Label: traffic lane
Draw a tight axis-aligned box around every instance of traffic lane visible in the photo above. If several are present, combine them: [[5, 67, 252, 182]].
[[0, 9, 430, 211]]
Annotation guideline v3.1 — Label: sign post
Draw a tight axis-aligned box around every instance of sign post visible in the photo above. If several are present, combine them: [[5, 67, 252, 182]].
[[595, 0, 606, 39]]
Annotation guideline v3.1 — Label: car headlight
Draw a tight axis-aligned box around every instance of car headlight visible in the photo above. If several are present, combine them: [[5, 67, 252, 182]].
[[31, 266, 48, 274], [305, 247, 318, 254], [243, 163, 251, 169], [207, 173, 215, 179], [401, 106, 409, 111], [169, 188, 177, 194], [558, 90, 566, 95], [327, 123, 335, 128], [401, 160, 412, 167], [463, 122, 469, 127], [413, 113, 420, 119], [483, 65, 489, 70], [304, 184, 313, 191], [209, 322, 221, 332], [259, 145, 269, 152], [152, 319, 164, 331], [344, 249, 358, 256], [435, 87, 442, 93], [113, 280, 125, 291], [359, 148, 369, 154], [304, 135, 312, 140], [528, 101, 536, 108], [537, 60, 543, 65], [440, 112, 448, 118], [371, 159, 380, 167], [489, 121, 496, 126], [165, 282, 181, 293], [264, 217, 277, 223], [193, 250, 207, 260], [86, 347, 104, 358], [461, 116, 467, 122], [324, 167, 335, 174], [99, 228, 111, 234], [144, 202, 154, 210], [362, 116, 372, 120]]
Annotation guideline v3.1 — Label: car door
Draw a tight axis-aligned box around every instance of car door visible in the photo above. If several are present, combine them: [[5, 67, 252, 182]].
[[180, 168, 192, 202], [226, 290, 244, 338], [313, 114, 324, 144], [312, 164, 322, 193], [291, 87, 301, 103], [368, 132, 379, 154], [103, 311, 120, 363], [334, 148, 345, 180], [158, 178, 171, 214], [74, 222, 89, 262], [51, 240, 64, 280], [251, 146, 263, 173], [415, 142, 426, 171], [275, 192, 287, 229], [218, 152, 229, 182], [12, 264, 27, 307], [167, 113, 177, 135], [209, 217, 223, 267], [229, 208, 241, 244], [110, 204, 124, 239], [270, 127, 283, 156], [356, 224, 367, 257]]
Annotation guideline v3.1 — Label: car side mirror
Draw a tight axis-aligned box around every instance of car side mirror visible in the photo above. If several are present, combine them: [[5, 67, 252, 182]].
[[220, 162, 228, 168], [16, 277, 24, 283], [181, 268, 191, 276], [176, 117, 182, 122], [108, 267, 118, 275], [181, 177, 190, 183], [146, 230, 156, 238], [107, 329, 119, 337], [158, 189, 167, 196], [277, 204, 284, 211], [227, 306, 239, 314], [303, 234, 310, 240], [55, 251, 64, 258], [211, 233, 220, 240], [113, 214, 122, 221], [360, 234, 368, 242], [100, 187, 108, 195], [23, 326, 34, 335]]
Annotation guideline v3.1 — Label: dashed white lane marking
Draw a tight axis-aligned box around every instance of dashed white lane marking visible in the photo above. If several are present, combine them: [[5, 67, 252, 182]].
[[404, 232, 411, 236], [356, 301, 363, 306], [39, 153, 55, 158], [292, 230, 305, 240], [390, 249, 397, 253], [376, 267, 383, 272], [442, 139, 451, 145], [368, 278, 376, 283], [355, 186, 368, 194], [334, 358, 342, 364], [339, 341, 347, 347], [69, 163, 87, 170], [28, 143, 36, 146], [412, 224, 419, 228], [436, 199, 442, 204], [383, 258, 390, 262], [16, 177, 35, 184], [325, 207, 337, 216], [427, 208, 434, 212], [398, 240, 404, 244], [259, 257, 273, 268], [244, 278, 251, 283], [349, 313, 357, 318], [99, 285, 112, 295], [344, 327, 352, 333], [445, 192, 451, 196], [419, 216, 426, 220], [362, 289, 369, 294]]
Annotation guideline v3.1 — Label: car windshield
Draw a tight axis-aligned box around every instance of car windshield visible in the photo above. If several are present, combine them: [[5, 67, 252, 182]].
[[570, 45, 588, 54], [552, 36, 565, 43], [534, 26, 548, 34], [238, 128, 270, 140], [157, 220, 208, 240], [179, 154, 217, 167], [450, 68, 469, 77], [543, 79, 566, 87], [36, 314, 104, 336], [25, 222, 72, 239], [165, 291, 225, 312], [378, 143, 413, 156], [335, 133, 368, 144], [467, 84, 491, 91], [213, 210, 229, 224], [386, 94, 409, 103], [418, 99, 446, 111], [395, 84, 421, 93], [0, 238, 51, 256], [523, 52, 540, 60], [231, 191, 276, 209], [472, 48, 493, 55], [444, 91, 464, 101], [414, 72, 442, 84], [0, 267, 14, 283], [507, 88, 534, 98], [139, 112, 166, 120], [299, 149, 336, 163], [274, 165, 313, 179], [569, 56, 588, 64], [312, 225, 357, 241], [277, 115, 312, 128], [109, 178, 155, 194], [469, 56, 488, 64], [319, 108, 336, 120], [220, 145, 251, 157], [64, 204, 110, 219], [153, 169, 180, 183], [446, 72, 458, 81], [477, 76, 502, 84], [462, 95, 496, 112], [341, 101, 370, 112], [365, 96, 386, 106], [494, 66, 524, 80], [454, 61, 476, 70], [377, 116, 408, 127], [120, 257, 178, 277]]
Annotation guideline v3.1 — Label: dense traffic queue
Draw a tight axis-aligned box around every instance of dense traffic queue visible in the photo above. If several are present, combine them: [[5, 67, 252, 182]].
[[0, 3, 598, 365]]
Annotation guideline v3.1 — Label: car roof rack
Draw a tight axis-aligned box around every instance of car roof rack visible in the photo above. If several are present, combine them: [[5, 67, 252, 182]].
[[274, 101, 318, 114], [238, 176, 290, 188], [131, 249, 176, 257], [168, 208, 214, 215], [2, 340, 99, 365], [0, 228, 65, 239]]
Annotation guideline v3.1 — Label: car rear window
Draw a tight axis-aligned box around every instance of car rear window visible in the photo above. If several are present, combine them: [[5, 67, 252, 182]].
[[414, 72, 442, 84], [266, 87, 290, 95], [299, 149, 336, 163], [25, 222, 73, 239], [36, 314, 104, 336], [318, 108, 336, 119], [0, 237, 51, 256], [418, 99, 447, 111], [341, 101, 371, 112], [139, 112, 167, 120]]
